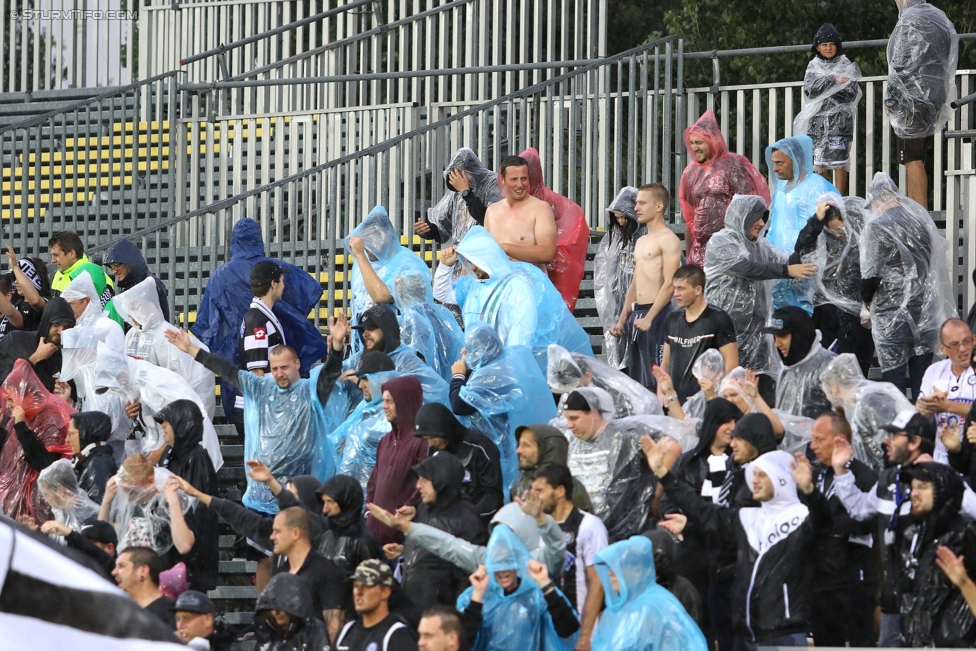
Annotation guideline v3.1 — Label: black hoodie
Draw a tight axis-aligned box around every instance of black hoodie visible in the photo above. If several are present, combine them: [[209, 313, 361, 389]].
[[103, 239, 170, 322], [643, 528, 703, 627], [357, 303, 402, 354], [237, 573, 331, 651], [72, 411, 117, 504], [414, 403, 504, 521], [401, 453, 488, 610], [0, 297, 75, 391]]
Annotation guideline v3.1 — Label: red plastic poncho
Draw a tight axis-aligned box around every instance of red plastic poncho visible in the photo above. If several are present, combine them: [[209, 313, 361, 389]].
[[0, 359, 74, 523], [514, 147, 589, 312], [679, 111, 771, 266]]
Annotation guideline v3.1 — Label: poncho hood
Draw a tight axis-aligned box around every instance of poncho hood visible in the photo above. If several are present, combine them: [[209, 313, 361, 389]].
[[684, 110, 729, 166], [230, 218, 265, 259], [812, 23, 844, 56], [594, 534, 656, 610], [345, 206, 401, 263], [103, 239, 151, 283], [256, 573, 316, 619], [765, 135, 816, 193], [456, 226, 514, 281], [464, 323, 504, 370], [114, 276, 165, 330]]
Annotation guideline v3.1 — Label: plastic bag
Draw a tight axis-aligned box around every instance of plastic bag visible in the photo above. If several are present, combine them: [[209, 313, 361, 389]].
[[682, 349, 727, 419], [427, 147, 502, 245], [793, 55, 862, 169], [861, 172, 955, 372], [37, 458, 101, 532], [331, 370, 397, 495], [594, 187, 646, 367], [392, 270, 464, 382], [679, 111, 771, 266]]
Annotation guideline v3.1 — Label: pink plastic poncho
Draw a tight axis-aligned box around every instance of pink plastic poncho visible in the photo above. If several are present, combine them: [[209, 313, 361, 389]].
[[679, 111, 770, 266], [0, 359, 74, 523]]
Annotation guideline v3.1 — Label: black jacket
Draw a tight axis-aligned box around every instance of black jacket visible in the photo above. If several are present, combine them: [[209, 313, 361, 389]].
[[237, 573, 332, 651], [72, 412, 117, 504], [947, 400, 976, 489], [103, 239, 170, 322], [402, 453, 488, 609], [301, 474, 381, 575], [0, 297, 75, 391]]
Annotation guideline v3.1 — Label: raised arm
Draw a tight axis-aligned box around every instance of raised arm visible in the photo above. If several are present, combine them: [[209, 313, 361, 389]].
[[6, 246, 45, 311], [347, 237, 394, 305], [164, 478, 195, 555], [165, 328, 242, 391], [830, 436, 882, 520]]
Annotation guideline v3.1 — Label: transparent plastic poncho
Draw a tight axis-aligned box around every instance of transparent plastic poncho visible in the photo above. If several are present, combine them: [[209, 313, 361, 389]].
[[345, 206, 430, 359], [331, 370, 397, 496], [114, 277, 217, 419], [37, 458, 101, 533], [808, 193, 867, 315], [718, 367, 814, 452], [821, 353, 914, 471], [774, 331, 836, 419], [456, 524, 577, 651], [111, 466, 190, 555], [454, 226, 592, 355], [60, 327, 129, 444], [793, 55, 862, 168], [427, 147, 502, 246], [679, 111, 771, 266], [682, 349, 726, 419], [0, 360, 74, 523], [392, 270, 463, 382], [592, 535, 708, 651], [60, 270, 125, 353], [703, 195, 786, 376], [90, 343, 224, 471], [861, 173, 955, 372], [885, 0, 958, 139], [518, 147, 589, 312], [458, 324, 557, 492], [594, 187, 646, 367]]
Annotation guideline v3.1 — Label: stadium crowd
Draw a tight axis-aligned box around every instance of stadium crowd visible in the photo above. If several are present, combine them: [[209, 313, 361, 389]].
[[0, 2, 971, 650]]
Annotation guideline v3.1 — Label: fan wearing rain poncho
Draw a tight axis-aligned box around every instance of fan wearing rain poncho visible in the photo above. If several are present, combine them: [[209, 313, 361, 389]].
[[59, 270, 125, 353], [793, 24, 862, 195], [391, 270, 463, 382], [563, 387, 683, 542], [434, 226, 592, 355], [115, 276, 216, 419], [592, 535, 707, 651], [821, 353, 915, 471], [37, 458, 101, 534], [67, 411, 118, 504], [679, 111, 771, 267], [761, 306, 836, 420], [449, 324, 558, 492], [546, 343, 662, 428], [861, 172, 954, 399], [455, 524, 580, 651], [189, 218, 329, 420], [765, 135, 838, 313], [675, 349, 727, 420], [594, 187, 646, 367], [418, 147, 502, 246]]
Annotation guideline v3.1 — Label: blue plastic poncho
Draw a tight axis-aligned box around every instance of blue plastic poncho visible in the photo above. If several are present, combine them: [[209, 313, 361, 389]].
[[457, 524, 577, 651], [453, 227, 591, 355], [457, 324, 558, 492], [236, 365, 336, 513], [593, 536, 707, 651], [344, 206, 431, 358], [392, 270, 463, 382], [765, 136, 838, 312], [190, 218, 328, 416], [331, 369, 398, 495]]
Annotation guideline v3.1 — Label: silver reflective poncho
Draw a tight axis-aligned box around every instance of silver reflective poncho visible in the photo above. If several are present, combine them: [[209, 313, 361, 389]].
[[37, 458, 101, 533], [426, 147, 502, 246]]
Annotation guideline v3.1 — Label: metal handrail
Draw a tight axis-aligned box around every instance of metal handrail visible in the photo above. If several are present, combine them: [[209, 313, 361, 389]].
[[179, 0, 377, 66], [682, 33, 976, 59]]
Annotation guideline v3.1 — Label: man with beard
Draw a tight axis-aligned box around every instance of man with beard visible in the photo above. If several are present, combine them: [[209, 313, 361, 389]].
[[0, 297, 75, 390]]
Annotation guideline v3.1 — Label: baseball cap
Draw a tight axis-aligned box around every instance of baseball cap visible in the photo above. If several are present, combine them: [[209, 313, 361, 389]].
[[170, 590, 218, 615], [881, 409, 936, 441], [348, 559, 394, 587], [357, 351, 396, 376], [761, 306, 811, 335], [351, 304, 398, 332], [81, 521, 118, 545], [250, 260, 290, 287]]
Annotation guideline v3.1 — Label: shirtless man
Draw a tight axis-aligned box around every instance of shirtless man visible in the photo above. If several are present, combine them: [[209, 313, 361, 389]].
[[484, 155, 557, 268], [609, 184, 683, 390]]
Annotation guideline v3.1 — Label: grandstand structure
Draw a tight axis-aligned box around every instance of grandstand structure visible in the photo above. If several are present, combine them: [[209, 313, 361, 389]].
[[1, 0, 976, 619]]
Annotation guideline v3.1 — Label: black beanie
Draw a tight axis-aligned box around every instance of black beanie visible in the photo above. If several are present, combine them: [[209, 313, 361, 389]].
[[732, 413, 778, 457], [564, 390, 592, 412], [357, 351, 396, 375]]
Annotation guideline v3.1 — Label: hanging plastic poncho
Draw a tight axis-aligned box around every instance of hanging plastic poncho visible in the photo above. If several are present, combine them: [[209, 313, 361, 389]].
[[703, 195, 786, 377], [112, 465, 191, 555], [37, 458, 101, 533], [427, 147, 503, 246], [0, 360, 74, 523], [115, 277, 217, 419], [808, 193, 867, 316], [60, 327, 130, 445], [392, 270, 463, 382], [345, 206, 431, 359], [861, 172, 954, 372], [594, 187, 647, 368], [517, 147, 589, 312], [679, 111, 771, 266], [793, 53, 862, 170], [546, 344, 662, 429], [456, 524, 578, 651], [331, 370, 398, 495], [821, 353, 914, 471], [90, 343, 224, 471], [681, 349, 727, 419], [592, 535, 707, 651], [60, 270, 125, 353], [885, 0, 958, 139], [454, 226, 592, 355], [457, 324, 558, 492]]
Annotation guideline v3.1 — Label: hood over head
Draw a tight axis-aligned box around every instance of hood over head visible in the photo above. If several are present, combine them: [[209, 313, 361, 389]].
[[103, 239, 151, 284], [114, 276, 165, 330], [692, 348, 726, 384], [456, 226, 514, 281], [154, 399, 204, 459], [255, 573, 316, 619], [316, 474, 365, 531], [820, 353, 865, 407], [516, 147, 546, 196], [746, 450, 802, 517], [594, 535, 656, 611], [546, 344, 585, 394], [641, 529, 677, 586], [765, 306, 818, 365], [412, 452, 465, 510], [345, 206, 401, 263], [732, 413, 779, 456], [289, 475, 324, 513], [866, 171, 903, 205], [516, 424, 569, 469], [392, 270, 433, 308], [684, 110, 729, 166], [812, 23, 844, 56], [414, 402, 468, 446], [230, 218, 265, 260], [72, 411, 113, 448], [381, 375, 423, 434], [356, 303, 402, 353], [485, 519, 532, 579], [60, 271, 103, 323], [70, 263, 113, 306], [900, 461, 966, 537], [691, 397, 743, 459], [765, 135, 816, 192], [39, 297, 76, 339], [724, 194, 770, 240], [605, 187, 640, 242], [443, 148, 499, 199], [489, 502, 541, 553], [464, 323, 505, 370]]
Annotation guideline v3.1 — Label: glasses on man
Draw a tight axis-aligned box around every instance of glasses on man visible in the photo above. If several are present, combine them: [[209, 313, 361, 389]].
[[940, 337, 975, 350]]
